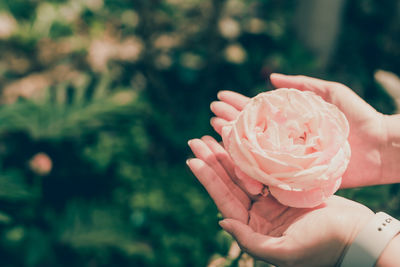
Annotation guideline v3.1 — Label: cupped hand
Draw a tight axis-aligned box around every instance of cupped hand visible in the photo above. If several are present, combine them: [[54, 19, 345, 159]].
[[210, 74, 387, 188], [187, 136, 374, 267]]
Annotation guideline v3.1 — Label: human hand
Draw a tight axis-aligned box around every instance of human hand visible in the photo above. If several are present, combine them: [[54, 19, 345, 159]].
[[210, 74, 388, 188], [187, 136, 374, 267]]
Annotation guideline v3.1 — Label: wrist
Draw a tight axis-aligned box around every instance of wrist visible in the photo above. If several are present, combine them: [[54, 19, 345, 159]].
[[381, 114, 400, 184], [376, 232, 400, 267], [336, 209, 374, 266], [340, 211, 400, 267]]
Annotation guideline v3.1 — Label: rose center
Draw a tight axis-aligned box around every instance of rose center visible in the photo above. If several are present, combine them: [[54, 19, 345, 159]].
[[289, 131, 307, 145]]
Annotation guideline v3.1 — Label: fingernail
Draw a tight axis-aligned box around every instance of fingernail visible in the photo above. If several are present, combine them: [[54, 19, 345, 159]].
[[270, 73, 284, 78], [219, 219, 228, 228], [202, 135, 212, 142], [187, 139, 193, 146], [186, 158, 192, 166], [210, 117, 215, 124], [217, 91, 225, 100], [210, 101, 217, 110]]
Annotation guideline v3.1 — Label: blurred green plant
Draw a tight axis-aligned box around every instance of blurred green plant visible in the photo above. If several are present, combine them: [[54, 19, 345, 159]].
[[0, 75, 138, 139]]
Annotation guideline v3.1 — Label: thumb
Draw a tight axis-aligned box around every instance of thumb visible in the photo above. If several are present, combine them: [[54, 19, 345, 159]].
[[219, 218, 285, 264], [269, 73, 369, 113], [270, 73, 334, 101]]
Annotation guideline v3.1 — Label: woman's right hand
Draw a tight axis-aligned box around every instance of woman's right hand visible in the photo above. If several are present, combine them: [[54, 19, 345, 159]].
[[210, 74, 397, 188]]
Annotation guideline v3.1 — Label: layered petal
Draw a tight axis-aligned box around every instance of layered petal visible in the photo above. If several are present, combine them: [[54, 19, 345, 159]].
[[269, 177, 342, 208]]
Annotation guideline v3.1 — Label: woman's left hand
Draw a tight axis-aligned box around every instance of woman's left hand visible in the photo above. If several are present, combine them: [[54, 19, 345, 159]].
[[187, 136, 374, 267]]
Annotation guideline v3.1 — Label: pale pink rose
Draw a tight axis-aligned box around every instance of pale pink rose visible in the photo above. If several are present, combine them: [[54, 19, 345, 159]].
[[222, 88, 350, 208]]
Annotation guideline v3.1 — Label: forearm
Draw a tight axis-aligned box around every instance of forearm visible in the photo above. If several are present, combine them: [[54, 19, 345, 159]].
[[376, 233, 400, 267], [381, 114, 400, 184]]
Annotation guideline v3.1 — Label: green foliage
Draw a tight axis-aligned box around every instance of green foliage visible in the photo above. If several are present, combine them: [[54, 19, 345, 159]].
[[0, 0, 398, 266], [0, 170, 34, 201], [0, 76, 137, 140]]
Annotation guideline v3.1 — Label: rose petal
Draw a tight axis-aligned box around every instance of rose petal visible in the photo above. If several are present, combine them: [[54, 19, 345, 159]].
[[244, 139, 303, 173], [271, 164, 330, 189], [269, 177, 342, 208], [325, 141, 351, 179], [224, 124, 283, 186]]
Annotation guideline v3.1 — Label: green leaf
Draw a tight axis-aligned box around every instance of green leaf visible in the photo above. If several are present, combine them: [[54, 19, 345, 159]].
[[0, 173, 33, 201]]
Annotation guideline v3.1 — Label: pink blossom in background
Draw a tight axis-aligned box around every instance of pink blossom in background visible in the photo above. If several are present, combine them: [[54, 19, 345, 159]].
[[29, 152, 53, 176], [222, 88, 351, 208]]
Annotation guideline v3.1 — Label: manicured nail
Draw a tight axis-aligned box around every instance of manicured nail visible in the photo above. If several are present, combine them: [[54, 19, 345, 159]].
[[210, 101, 217, 110], [270, 73, 284, 78], [219, 219, 228, 228]]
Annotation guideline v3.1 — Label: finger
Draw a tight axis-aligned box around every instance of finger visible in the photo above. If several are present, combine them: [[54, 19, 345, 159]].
[[219, 218, 285, 264], [270, 73, 374, 116], [217, 90, 250, 111], [270, 73, 340, 103], [270, 73, 355, 106], [270, 73, 329, 90], [201, 135, 264, 200], [270, 73, 326, 90], [210, 101, 240, 121], [187, 158, 249, 223], [234, 166, 265, 196], [200, 136, 235, 178], [189, 138, 251, 209], [210, 117, 229, 136]]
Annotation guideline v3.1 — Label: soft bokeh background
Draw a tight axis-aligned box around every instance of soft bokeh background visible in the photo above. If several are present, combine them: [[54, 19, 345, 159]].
[[0, 0, 399, 266]]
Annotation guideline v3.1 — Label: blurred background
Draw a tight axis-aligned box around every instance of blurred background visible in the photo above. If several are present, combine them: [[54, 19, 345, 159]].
[[0, 0, 399, 266]]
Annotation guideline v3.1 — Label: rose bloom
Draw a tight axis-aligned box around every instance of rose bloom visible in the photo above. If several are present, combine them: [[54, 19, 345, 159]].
[[222, 88, 350, 208]]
